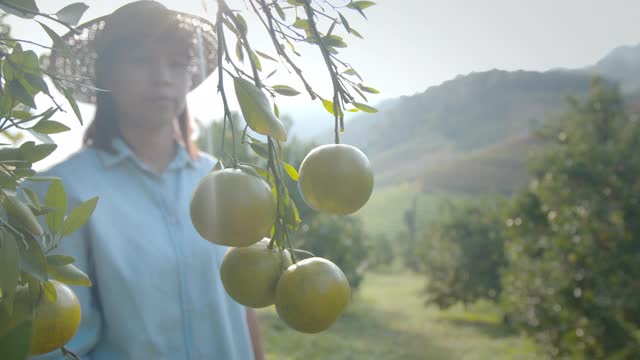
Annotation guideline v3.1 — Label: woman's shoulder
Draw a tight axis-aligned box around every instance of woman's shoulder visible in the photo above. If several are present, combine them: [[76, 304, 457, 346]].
[[39, 147, 101, 178], [192, 150, 218, 173]]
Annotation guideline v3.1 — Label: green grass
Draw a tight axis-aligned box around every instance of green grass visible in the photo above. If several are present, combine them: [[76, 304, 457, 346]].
[[353, 182, 465, 238], [258, 272, 540, 360]]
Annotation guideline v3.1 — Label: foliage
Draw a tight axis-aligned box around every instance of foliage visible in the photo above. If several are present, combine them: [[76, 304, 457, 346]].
[[501, 79, 640, 359], [418, 197, 507, 309], [0, 2, 95, 359]]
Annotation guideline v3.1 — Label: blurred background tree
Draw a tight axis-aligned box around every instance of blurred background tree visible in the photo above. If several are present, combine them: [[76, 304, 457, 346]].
[[501, 79, 640, 359]]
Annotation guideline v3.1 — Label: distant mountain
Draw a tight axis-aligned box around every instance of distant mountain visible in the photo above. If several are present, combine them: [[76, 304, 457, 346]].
[[336, 42, 640, 191], [341, 70, 594, 186], [584, 43, 640, 92]]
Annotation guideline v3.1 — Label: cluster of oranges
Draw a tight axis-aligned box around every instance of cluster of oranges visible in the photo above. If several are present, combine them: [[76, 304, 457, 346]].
[[190, 142, 373, 333]]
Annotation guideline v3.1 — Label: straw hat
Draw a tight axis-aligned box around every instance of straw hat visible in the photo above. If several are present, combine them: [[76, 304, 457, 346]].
[[46, 1, 218, 104]]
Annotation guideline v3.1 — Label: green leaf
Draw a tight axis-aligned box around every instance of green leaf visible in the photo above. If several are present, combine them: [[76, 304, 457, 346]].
[[4, 195, 43, 236], [235, 39, 244, 63], [42, 280, 57, 302], [55, 2, 88, 26], [223, 18, 238, 35], [19, 141, 57, 163], [285, 198, 301, 228], [293, 18, 309, 30], [63, 88, 83, 125], [19, 233, 48, 282], [353, 85, 369, 102], [0, 320, 32, 360], [292, 249, 315, 260], [48, 263, 92, 287], [265, 69, 278, 80], [62, 196, 98, 237], [7, 80, 36, 108], [249, 143, 269, 159], [274, 2, 285, 20], [250, 51, 262, 72], [44, 179, 67, 234], [273, 102, 279, 118], [280, 161, 299, 181], [287, 0, 304, 6], [349, 1, 376, 9], [46, 255, 75, 267], [0, 0, 38, 19], [0, 147, 23, 163], [322, 35, 347, 48], [0, 231, 19, 315], [31, 120, 70, 134], [39, 22, 73, 57], [272, 85, 300, 96], [358, 84, 380, 94], [338, 12, 351, 33], [352, 101, 378, 113], [237, 163, 261, 179], [322, 99, 343, 117], [350, 28, 364, 39], [255, 50, 277, 62], [21, 187, 41, 211], [234, 77, 287, 141], [25, 73, 50, 96], [235, 13, 248, 35]]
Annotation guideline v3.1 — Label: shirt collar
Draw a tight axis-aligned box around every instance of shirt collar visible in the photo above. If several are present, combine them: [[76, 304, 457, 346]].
[[98, 137, 195, 171]]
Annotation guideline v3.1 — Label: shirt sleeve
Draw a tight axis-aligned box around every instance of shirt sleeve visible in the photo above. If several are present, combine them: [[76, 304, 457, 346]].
[[21, 178, 103, 360]]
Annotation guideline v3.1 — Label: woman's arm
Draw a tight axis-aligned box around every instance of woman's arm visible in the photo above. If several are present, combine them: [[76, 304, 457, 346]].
[[246, 308, 265, 360]]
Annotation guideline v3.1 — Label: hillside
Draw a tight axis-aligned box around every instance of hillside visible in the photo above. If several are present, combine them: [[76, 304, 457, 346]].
[[339, 42, 640, 189], [342, 70, 594, 186]]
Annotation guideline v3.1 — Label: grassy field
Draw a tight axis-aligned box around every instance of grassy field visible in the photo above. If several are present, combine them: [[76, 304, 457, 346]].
[[353, 182, 465, 237], [257, 272, 539, 360]]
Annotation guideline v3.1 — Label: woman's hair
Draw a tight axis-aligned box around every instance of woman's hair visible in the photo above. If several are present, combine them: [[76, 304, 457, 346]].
[[83, 36, 200, 160]]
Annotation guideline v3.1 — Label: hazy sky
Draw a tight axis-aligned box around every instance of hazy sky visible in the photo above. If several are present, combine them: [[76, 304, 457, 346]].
[[6, 0, 640, 166]]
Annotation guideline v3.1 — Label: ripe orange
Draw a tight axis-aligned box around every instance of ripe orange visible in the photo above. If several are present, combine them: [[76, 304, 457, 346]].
[[298, 144, 374, 215], [275, 257, 350, 333], [4, 281, 83, 356], [220, 238, 292, 308], [190, 168, 276, 247]]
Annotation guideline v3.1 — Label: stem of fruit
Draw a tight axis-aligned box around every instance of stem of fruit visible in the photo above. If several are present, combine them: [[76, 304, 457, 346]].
[[221, 1, 261, 87], [301, 0, 343, 144], [216, 0, 238, 165]]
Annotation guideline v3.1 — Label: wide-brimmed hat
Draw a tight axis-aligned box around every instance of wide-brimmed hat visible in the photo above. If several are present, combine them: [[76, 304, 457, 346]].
[[46, 0, 218, 104]]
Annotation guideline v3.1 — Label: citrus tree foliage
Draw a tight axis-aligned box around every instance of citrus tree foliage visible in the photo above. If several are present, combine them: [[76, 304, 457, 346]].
[[0, 1, 96, 359], [419, 198, 507, 308], [212, 0, 378, 250], [501, 80, 640, 359]]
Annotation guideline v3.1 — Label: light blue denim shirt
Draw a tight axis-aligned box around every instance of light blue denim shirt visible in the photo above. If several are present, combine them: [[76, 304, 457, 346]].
[[26, 138, 255, 360]]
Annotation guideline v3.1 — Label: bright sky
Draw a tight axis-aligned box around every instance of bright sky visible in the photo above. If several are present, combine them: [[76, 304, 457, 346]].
[[6, 0, 640, 168]]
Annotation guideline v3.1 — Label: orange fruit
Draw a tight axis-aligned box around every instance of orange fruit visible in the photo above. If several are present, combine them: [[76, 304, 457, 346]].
[[220, 238, 292, 308], [298, 144, 374, 215], [275, 257, 350, 333], [190, 168, 276, 247]]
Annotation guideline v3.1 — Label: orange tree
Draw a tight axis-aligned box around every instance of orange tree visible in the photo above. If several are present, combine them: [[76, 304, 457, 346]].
[[502, 80, 640, 358], [0, 1, 96, 359]]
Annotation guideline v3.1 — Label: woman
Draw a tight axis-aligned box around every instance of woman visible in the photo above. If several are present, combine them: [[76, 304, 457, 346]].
[[31, 1, 264, 359]]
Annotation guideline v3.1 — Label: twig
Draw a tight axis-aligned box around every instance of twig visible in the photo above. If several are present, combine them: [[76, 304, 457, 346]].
[[301, 0, 344, 143], [254, 0, 317, 99]]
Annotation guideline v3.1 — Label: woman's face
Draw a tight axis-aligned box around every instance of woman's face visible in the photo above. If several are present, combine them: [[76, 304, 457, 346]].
[[107, 37, 191, 130]]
